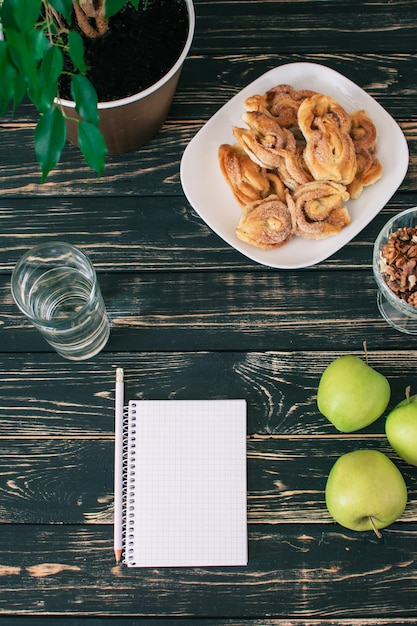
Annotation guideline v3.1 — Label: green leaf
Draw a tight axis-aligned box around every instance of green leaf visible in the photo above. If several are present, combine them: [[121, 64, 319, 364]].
[[0, 0, 18, 29], [1, 0, 42, 32], [68, 30, 86, 75], [36, 46, 63, 112], [0, 42, 15, 114], [70, 74, 99, 126], [28, 29, 50, 62], [5, 28, 49, 95], [48, 0, 73, 23], [78, 121, 107, 177], [10, 73, 27, 110], [105, 0, 127, 19], [34, 106, 67, 182], [0, 58, 27, 113], [42, 46, 64, 85], [6, 30, 38, 88]]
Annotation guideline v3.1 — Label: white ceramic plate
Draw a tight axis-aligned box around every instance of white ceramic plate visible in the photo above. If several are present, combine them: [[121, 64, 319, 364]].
[[180, 62, 409, 269]]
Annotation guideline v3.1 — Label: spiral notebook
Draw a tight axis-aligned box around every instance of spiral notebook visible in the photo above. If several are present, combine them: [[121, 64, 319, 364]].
[[121, 399, 247, 567]]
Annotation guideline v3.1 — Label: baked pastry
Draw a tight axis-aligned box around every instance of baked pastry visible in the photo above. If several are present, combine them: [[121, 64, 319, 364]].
[[218, 143, 286, 206], [218, 84, 382, 251], [233, 111, 295, 170], [298, 94, 357, 185], [289, 180, 351, 239], [244, 84, 317, 133], [349, 109, 378, 150], [234, 111, 313, 189], [277, 143, 314, 191], [236, 194, 294, 249], [347, 146, 382, 199], [346, 109, 382, 198]]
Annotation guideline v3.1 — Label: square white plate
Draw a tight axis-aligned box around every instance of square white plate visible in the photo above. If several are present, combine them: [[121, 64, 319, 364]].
[[180, 62, 409, 269]]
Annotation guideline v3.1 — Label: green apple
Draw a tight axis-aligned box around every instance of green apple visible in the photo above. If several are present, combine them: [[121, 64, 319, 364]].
[[317, 355, 391, 432], [325, 449, 407, 535], [386, 392, 417, 466]]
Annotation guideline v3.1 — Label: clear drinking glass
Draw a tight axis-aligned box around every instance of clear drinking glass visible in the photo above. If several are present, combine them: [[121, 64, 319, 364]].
[[11, 242, 110, 360], [373, 207, 417, 334]]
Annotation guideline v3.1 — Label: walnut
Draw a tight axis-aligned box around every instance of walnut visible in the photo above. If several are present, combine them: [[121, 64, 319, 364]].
[[380, 225, 417, 308], [408, 292, 417, 307]]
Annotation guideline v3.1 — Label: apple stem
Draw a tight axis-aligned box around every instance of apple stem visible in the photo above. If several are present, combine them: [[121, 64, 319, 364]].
[[369, 516, 382, 539], [363, 340, 368, 365], [406, 385, 411, 403]]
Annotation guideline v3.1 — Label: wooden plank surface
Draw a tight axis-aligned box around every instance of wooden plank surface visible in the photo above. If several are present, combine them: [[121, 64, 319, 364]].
[[0, 351, 415, 435], [0, 523, 417, 618], [0, 435, 416, 525], [2, 270, 417, 351], [1, 0, 417, 622], [0, 196, 415, 271]]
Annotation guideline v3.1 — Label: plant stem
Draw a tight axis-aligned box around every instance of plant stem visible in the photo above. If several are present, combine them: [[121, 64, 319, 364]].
[[369, 516, 382, 539], [363, 340, 368, 365], [73, 0, 109, 38]]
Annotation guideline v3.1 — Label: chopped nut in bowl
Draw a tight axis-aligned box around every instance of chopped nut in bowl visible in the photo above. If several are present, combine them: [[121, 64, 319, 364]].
[[373, 207, 417, 334]]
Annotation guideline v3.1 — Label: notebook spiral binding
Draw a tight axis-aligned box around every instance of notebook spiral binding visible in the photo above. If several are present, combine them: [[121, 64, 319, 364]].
[[121, 401, 137, 566]]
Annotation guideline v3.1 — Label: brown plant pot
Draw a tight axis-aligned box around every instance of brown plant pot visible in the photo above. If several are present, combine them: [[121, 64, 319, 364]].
[[58, 0, 195, 155]]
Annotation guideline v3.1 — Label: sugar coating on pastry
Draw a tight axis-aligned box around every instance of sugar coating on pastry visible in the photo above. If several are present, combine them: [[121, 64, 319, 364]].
[[347, 146, 382, 199], [298, 93, 357, 185], [218, 83, 382, 250], [244, 84, 317, 132], [218, 143, 286, 207], [288, 181, 351, 240], [234, 111, 313, 190], [349, 109, 378, 150], [293, 180, 350, 221], [347, 110, 382, 198], [236, 194, 294, 249], [233, 111, 296, 171]]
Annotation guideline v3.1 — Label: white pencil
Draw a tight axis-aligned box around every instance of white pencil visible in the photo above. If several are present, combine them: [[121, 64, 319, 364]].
[[114, 367, 124, 563]]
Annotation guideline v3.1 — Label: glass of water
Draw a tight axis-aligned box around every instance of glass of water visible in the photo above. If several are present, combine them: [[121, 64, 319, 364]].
[[11, 242, 110, 360]]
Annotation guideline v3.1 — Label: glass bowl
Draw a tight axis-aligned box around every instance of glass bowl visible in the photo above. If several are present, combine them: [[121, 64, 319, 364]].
[[373, 207, 417, 334]]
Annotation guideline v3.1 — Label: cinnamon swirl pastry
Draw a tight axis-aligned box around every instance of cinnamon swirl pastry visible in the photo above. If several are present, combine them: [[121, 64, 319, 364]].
[[233, 111, 295, 170], [244, 84, 317, 133], [235, 111, 313, 190], [236, 194, 294, 249], [289, 180, 351, 239], [347, 146, 383, 199], [218, 143, 286, 206], [278, 144, 314, 191], [298, 94, 357, 185], [218, 83, 383, 251], [346, 109, 382, 198], [349, 109, 378, 150]]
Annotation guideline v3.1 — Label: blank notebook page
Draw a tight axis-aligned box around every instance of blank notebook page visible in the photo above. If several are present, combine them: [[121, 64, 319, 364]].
[[124, 399, 247, 567]]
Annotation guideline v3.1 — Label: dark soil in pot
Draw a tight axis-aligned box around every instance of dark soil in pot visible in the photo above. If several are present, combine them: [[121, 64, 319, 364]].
[[60, 0, 189, 102]]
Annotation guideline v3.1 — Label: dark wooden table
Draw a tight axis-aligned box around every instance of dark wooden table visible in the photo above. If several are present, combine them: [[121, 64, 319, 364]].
[[1, 0, 417, 623]]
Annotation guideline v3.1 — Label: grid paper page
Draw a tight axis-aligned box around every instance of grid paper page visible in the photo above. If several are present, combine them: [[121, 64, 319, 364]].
[[124, 399, 247, 567]]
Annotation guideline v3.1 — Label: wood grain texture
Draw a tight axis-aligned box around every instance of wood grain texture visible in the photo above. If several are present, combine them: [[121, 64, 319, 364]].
[[0, 524, 416, 618], [0, 436, 416, 526], [1, 51, 417, 195], [1, 0, 417, 622], [0, 196, 416, 272], [0, 351, 415, 436], [2, 270, 417, 351], [0, 353, 416, 526]]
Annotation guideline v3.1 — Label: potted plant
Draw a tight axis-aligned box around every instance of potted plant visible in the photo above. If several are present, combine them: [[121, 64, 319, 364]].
[[0, 0, 195, 181]]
